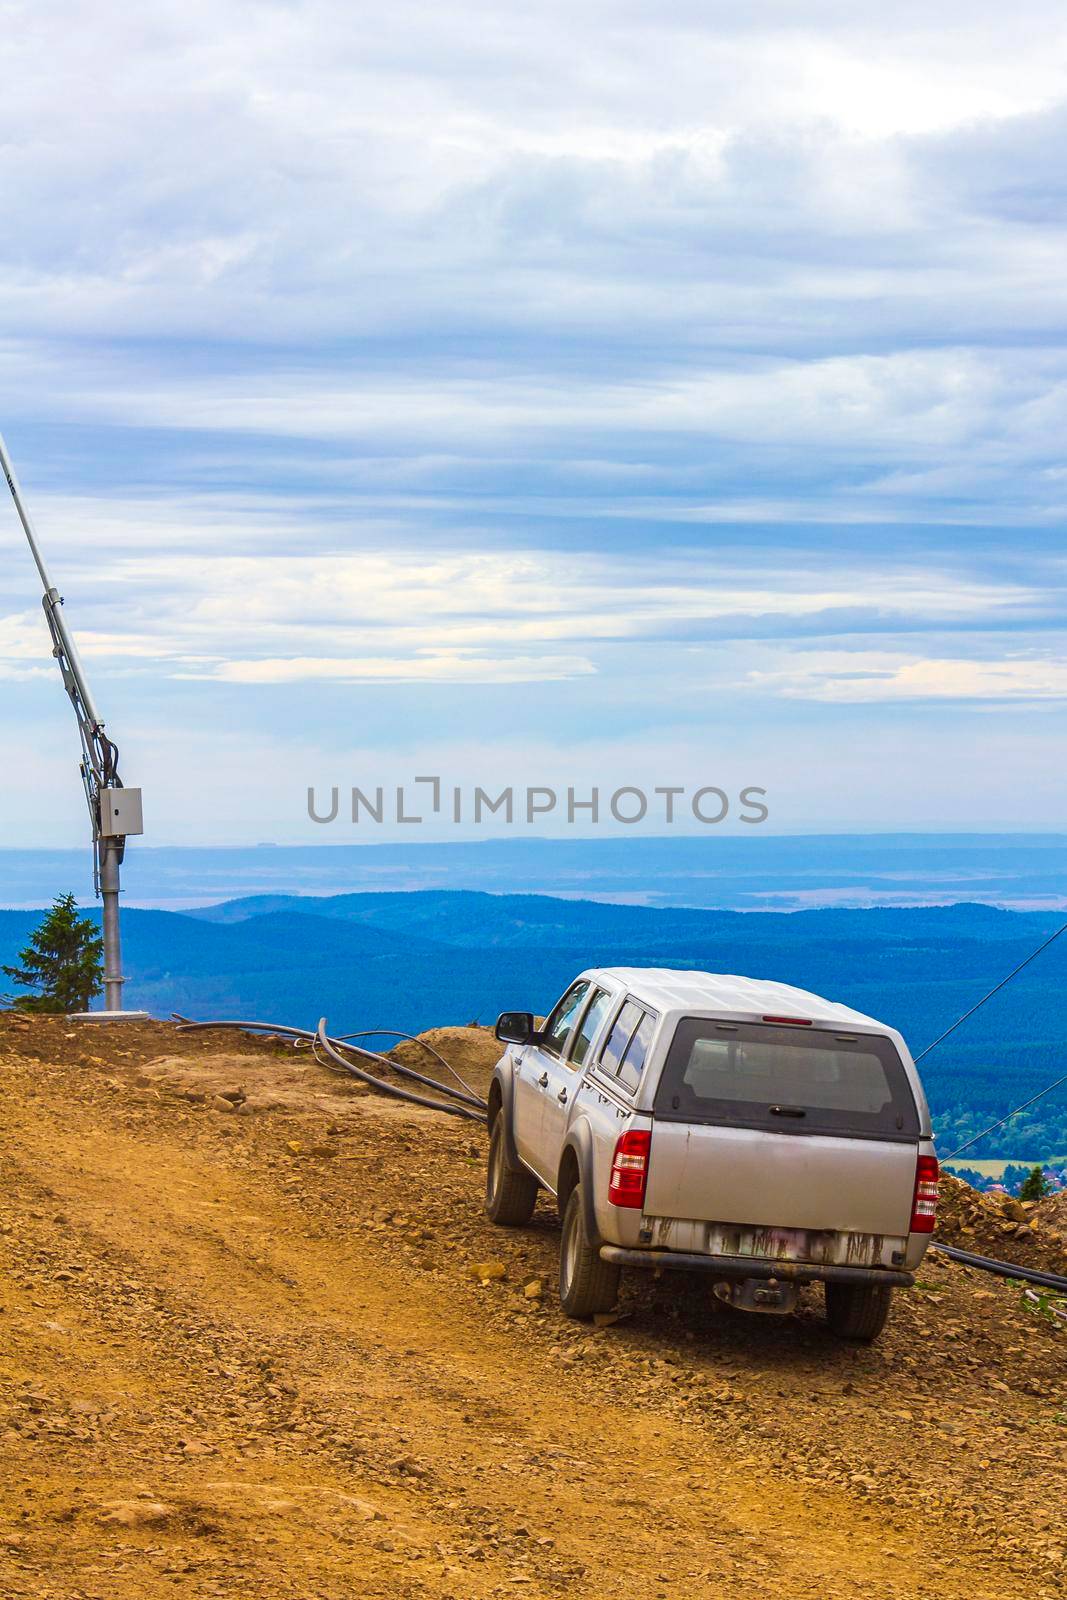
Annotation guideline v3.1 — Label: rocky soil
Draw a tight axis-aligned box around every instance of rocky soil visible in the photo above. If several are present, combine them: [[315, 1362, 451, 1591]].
[[936, 1174, 1067, 1277], [0, 1014, 1064, 1600]]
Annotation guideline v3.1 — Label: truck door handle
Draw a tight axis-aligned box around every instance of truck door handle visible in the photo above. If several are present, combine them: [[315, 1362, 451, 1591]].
[[557, 1087, 568, 1104], [536, 1072, 549, 1088]]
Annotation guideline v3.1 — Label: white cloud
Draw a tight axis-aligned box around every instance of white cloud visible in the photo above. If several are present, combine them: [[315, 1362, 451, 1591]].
[[1, 6, 1067, 533], [55, 349, 1015, 455], [1, 3, 1066, 838], [5, 341, 1067, 537], [0, 613, 52, 659], [747, 651, 1067, 702], [203, 651, 595, 684], [0, 662, 50, 681], [0, 3, 1064, 349], [0, 544, 1043, 685]]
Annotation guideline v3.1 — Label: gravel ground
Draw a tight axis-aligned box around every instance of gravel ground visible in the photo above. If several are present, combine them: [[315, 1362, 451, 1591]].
[[0, 1016, 1063, 1599]]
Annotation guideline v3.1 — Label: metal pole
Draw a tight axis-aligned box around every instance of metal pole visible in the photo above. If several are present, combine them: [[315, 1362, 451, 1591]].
[[0, 431, 54, 590], [98, 839, 125, 1011], [0, 431, 105, 733], [1, 430, 144, 1017]]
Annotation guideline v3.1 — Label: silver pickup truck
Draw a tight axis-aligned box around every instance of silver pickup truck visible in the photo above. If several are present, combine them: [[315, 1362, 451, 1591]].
[[486, 967, 939, 1342]]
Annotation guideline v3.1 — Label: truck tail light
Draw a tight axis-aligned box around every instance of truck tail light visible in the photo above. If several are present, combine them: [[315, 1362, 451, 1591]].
[[608, 1129, 651, 1209], [910, 1154, 940, 1233]]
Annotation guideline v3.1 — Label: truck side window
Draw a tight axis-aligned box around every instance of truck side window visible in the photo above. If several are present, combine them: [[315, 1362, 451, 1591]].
[[599, 1000, 656, 1093], [568, 987, 613, 1069], [541, 981, 590, 1056], [617, 1010, 655, 1093], [600, 1000, 643, 1076]]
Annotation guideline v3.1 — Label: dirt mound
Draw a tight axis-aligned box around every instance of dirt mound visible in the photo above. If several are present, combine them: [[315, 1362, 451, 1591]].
[[387, 1024, 500, 1098], [936, 1174, 1067, 1277]]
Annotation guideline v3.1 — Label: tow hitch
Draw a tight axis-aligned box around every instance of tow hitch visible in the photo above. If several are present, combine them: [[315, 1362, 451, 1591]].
[[714, 1277, 799, 1315]]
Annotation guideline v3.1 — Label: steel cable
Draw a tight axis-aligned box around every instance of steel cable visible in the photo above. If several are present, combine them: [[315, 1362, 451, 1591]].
[[914, 919, 1067, 1062]]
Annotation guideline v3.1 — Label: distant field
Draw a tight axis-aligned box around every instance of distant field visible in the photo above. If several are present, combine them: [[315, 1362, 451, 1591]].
[[943, 1158, 1067, 1178]]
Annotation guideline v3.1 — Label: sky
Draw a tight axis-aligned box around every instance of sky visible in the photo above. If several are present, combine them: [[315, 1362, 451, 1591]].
[[1, 0, 1066, 847]]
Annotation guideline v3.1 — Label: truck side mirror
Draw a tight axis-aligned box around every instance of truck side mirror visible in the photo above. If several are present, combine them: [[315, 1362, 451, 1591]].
[[495, 1010, 535, 1044]]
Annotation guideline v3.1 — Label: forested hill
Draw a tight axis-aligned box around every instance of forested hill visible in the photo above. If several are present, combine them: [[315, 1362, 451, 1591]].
[[2, 892, 1066, 1159]]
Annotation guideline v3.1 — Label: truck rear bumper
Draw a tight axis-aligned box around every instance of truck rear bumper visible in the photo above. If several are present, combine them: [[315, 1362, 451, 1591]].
[[599, 1245, 913, 1288]]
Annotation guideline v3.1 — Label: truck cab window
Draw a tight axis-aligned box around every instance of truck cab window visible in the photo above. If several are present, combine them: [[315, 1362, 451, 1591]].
[[541, 981, 590, 1056], [569, 988, 613, 1069]]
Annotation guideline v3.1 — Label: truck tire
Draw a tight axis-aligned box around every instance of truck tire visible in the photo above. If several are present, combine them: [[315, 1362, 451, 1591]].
[[824, 1281, 894, 1342], [485, 1115, 538, 1226], [559, 1186, 620, 1319]]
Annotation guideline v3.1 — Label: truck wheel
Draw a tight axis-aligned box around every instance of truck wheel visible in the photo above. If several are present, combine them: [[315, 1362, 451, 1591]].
[[824, 1282, 894, 1342], [485, 1115, 538, 1226], [559, 1186, 620, 1319]]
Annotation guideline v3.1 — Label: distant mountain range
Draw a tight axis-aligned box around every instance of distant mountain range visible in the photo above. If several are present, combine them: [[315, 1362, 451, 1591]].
[[2, 832, 1067, 911], [2, 888, 1065, 1160]]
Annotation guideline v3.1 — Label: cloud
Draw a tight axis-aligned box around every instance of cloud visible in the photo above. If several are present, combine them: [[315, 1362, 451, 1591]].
[[203, 651, 594, 684], [747, 651, 1067, 702], [1, 3, 1067, 837], [0, 5, 1065, 358], [48, 349, 1029, 458], [2, 6, 1067, 546], [0, 613, 52, 659], [1, 544, 1047, 682]]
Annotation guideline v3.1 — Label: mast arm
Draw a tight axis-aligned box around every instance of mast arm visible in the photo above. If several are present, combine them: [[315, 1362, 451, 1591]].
[[0, 431, 143, 1013], [0, 429, 120, 799]]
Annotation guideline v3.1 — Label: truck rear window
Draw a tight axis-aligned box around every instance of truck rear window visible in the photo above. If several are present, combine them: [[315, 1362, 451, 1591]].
[[654, 1020, 920, 1141]]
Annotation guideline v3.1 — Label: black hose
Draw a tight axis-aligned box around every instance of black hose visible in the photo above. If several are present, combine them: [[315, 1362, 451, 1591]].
[[172, 1014, 487, 1113], [931, 1240, 1067, 1293], [171, 1014, 487, 1123], [314, 1019, 486, 1123], [337, 1028, 481, 1101], [174, 1016, 310, 1041], [323, 1032, 485, 1111]]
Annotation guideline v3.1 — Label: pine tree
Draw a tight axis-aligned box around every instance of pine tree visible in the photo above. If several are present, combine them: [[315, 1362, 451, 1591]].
[[1, 894, 104, 1013], [1018, 1164, 1052, 1203]]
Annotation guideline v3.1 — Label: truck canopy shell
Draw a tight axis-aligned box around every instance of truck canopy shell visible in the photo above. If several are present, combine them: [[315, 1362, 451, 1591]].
[[571, 966, 931, 1137]]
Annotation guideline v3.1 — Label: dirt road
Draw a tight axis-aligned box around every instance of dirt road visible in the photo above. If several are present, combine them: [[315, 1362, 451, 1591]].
[[0, 1018, 1063, 1599]]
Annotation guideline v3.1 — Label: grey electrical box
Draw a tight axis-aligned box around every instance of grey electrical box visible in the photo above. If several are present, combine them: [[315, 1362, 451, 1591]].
[[98, 787, 144, 838]]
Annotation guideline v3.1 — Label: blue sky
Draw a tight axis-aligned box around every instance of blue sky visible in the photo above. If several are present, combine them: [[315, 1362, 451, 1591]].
[[1, 1, 1066, 845]]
